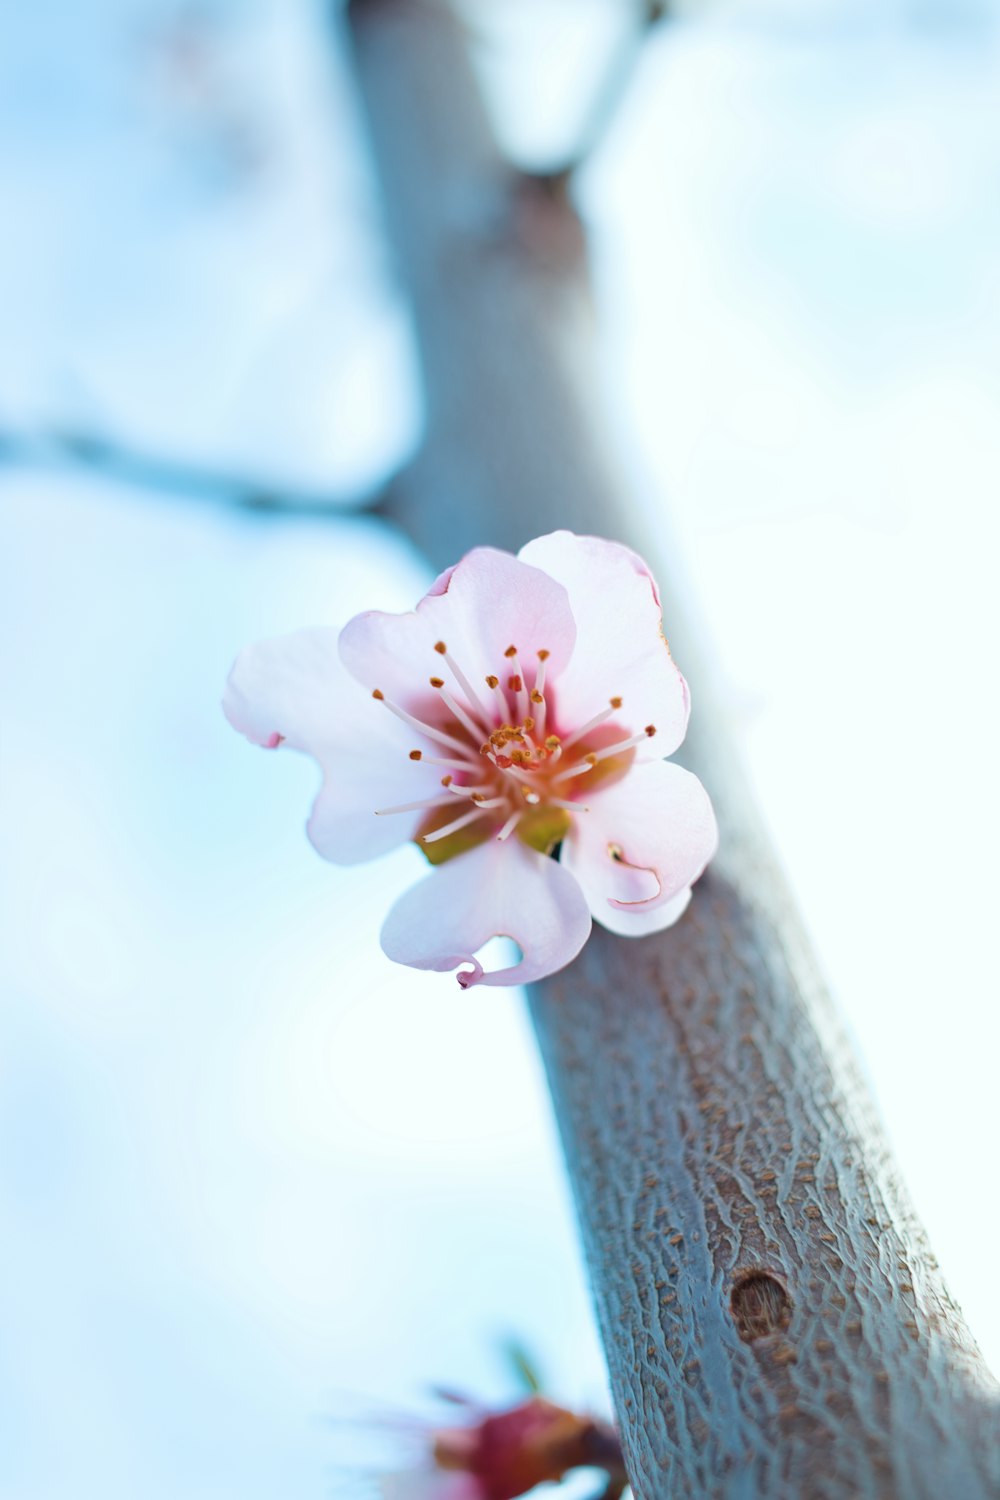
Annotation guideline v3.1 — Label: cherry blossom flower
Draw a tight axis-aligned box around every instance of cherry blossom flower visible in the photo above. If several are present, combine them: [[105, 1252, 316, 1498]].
[[224, 530, 717, 987], [374, 1394, 624, 1500]]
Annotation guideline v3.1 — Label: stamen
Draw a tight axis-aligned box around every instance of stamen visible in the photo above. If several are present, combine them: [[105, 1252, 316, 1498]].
[[503, 762, 547, 789], [504, 647, 528, 719], [432, 681, 486, 743], [420, 805, 490, 844], [485, 674, 509, 719], [531, 652, 547, 736], [532, 655, 549, 735], [375, 794, 457, 816], [435, 641, 491, 728], [372, 689, 468, 754], [585, 726, 656, 764], [419, 754, 481, 771], [496, 809, 524, 842], [551, 726, 655, 785], [551, 752, 598, 785], [548, 797, 589, 813], [560, 699, 623, 751]]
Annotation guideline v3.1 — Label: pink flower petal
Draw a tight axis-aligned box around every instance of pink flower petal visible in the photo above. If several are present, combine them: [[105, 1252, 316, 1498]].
[[583, 886, 693, 939], [418, 546, 577, 688], [518, 531, 690, 756], [380, 838, 592, 988], [306, 751, 440, 865], [224, 628, 441, 864], [339, 548, 576, 711], [338, 608, 440, 715], [223, 627, 347, 754], [561, 759, 717, 937]]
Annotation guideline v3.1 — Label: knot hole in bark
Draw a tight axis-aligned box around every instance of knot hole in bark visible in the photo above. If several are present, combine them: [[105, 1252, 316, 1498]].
[[730, 1270, 792, 1342]]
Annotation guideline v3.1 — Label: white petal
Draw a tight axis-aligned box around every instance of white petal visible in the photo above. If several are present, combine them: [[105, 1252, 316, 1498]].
[[338, 607, 440, 714], [224, 627, 441, 864], [306, 754, 440, 865], [223, 627, 348, 755], [339, 547, 577, 715], [518, 531, 690, 756], [380, 839, 592, 988], [417, 546, 577, 688], [562, 760, 717, 935], [582, 885, 692, 939]]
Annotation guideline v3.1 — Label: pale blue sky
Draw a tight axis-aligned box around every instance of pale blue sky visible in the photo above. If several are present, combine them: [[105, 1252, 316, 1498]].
[[2, 3, 999, 1496]]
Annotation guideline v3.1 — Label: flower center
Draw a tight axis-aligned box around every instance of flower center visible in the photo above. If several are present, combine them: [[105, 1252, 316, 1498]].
[[371, 641, 656, 864]]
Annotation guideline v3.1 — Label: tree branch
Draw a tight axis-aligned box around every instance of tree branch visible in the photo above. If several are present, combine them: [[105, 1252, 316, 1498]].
[[343, 1, 1000, 1494]]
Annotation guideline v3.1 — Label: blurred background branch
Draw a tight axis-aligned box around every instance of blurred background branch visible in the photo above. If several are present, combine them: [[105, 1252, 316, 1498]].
[[0, 423, 390, 514]]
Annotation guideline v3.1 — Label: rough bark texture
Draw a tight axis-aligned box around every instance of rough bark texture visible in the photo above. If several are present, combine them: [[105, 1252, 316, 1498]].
[[344, 2, 1000, 1494]]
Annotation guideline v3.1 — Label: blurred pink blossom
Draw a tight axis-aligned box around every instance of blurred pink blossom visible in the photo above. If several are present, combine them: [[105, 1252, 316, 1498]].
[[376, 1394, 623, 1500], [225, 531, 716, 987]]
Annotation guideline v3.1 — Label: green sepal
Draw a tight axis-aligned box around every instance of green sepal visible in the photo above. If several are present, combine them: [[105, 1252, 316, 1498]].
[[516, 805, 572, 856], [415, 804, 492, 866]]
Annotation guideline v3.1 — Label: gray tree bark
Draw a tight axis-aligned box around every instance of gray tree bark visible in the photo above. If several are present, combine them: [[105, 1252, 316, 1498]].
[[344, 2, 1000, 1494]]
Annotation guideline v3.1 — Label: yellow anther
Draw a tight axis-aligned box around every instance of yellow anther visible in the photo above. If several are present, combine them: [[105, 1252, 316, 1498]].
[[372, 688, 385, 700], [429, 676, 445, 688], [610, 696, 623, 709], [434, 641, 447, 655], [485, 674, 499, 689], [504, 644, 517, 658]]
